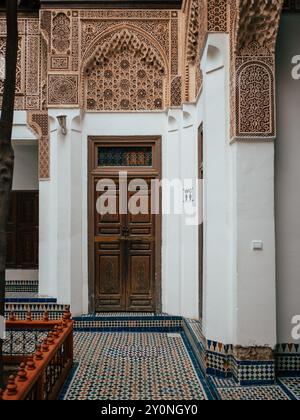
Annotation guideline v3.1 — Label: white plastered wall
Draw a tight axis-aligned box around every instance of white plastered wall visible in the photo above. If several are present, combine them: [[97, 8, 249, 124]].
[[199, 32, 277, 348], [276, 13, 300, 344], [39, 109, 201, 317], [199, 34, 233, 345]]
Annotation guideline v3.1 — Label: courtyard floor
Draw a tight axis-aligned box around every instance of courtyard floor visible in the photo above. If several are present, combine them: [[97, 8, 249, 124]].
[[59, 331, 300, 401]]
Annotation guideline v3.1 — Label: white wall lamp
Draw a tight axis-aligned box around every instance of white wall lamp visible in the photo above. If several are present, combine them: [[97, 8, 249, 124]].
[[57, 115, 67, 135]]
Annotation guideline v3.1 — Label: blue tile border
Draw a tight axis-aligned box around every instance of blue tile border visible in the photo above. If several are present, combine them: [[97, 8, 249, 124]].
[[5, 298, 57, 303], [180, 332, 216, 400], [277, 380, 298, 401], [58, 362, 80, 401], [73, 315, 182, 322], [74, 326, 183, 333]]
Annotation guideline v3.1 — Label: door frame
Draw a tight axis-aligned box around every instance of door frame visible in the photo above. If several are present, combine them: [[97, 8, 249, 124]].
[[88, 136, 162, 313], [198, 124, 204, 321]]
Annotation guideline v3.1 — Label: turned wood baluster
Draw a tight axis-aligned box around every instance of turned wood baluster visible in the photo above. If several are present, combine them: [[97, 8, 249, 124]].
[[26, 307, 32, 322], [47, 332, 54, 345], [63, 305, 72, 323], [9, 309, 15, 321], [17, 362, 27, 382], [53, 325, 59, 339], [41, 338, 49, 353], [26, 355, 36, 371], [35, 344, 43, 361], [5, 376, 17, 396], [43, 308, 49, 322]]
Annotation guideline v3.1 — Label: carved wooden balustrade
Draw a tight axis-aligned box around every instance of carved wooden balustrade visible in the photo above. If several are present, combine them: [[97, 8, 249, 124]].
[[0, 306, 73, 401]]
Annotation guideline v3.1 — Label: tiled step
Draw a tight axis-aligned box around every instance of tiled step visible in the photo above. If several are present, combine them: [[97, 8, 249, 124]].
[[5, 279, 39, 294], [5, 293, 57, 304], [5, 302, 66, 320], [73, 313, 183, 332]]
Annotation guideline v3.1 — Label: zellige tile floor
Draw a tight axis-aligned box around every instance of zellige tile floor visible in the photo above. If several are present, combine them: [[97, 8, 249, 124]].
[[60, 332, 300, 401]]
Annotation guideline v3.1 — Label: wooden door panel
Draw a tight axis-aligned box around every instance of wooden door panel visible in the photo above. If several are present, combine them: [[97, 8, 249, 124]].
[[90, 138, 161, 313], [6, 191, 38, 269], [130, 255, 151, 294], [6, 231, 17, 268], [126, 241, 155, 311], [94, 181, 126, 311], [95, 251, 125, 311], [6, 192, 17, 268], [18, 231, 37, 268], [126, 184, 156, 311]]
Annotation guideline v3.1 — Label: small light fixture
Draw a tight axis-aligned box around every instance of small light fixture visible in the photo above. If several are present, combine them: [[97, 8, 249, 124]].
[[57, 115, 67, 135]]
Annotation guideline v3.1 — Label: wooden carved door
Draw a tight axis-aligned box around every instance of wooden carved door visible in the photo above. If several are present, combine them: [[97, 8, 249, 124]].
[[90, 137, 161, 313], [6, 191, 39, 269]]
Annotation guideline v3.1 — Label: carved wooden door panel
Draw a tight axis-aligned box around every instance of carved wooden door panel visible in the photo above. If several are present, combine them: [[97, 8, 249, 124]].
[[94, 178, 156, 312], [6, 191, 39, 269], [94, 179, 126, 311], [126, 179, 156, 311], [90, 136, 161, 313], [6, 192, 17, 268], [16, 191, 39, 269]]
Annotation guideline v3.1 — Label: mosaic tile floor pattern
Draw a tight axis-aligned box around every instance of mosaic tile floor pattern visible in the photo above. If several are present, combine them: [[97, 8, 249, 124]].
[[278, 378, 300, 400], [216, 385, 291, 401], [61, 332, 208, 400], [60, 331, 300, 401]]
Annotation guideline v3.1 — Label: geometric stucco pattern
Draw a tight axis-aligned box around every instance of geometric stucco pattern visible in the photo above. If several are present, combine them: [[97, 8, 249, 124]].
[[0, 2, 285, 139], [27, 111, 50, 180], [184, 0, 230, 102], [230, 0, 284, 140], [183, 0, 284, 140], [83, 29, 166, 111], [41, 8, 180, 110], [0, 17, 42, 110]]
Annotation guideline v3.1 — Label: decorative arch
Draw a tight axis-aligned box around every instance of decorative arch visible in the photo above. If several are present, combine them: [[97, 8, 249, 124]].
[[81, 25, 169, 111], [84, 29, 166, 76]]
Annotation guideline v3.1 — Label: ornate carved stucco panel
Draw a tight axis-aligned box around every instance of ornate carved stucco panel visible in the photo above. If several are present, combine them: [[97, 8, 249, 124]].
[[0, 16, 42, 111], [27, 111, 50, 180], [184, 0, 230, 101], [82, 28, 167, 111], [41, 8, 179, 111], [230, 0, 284, 140]]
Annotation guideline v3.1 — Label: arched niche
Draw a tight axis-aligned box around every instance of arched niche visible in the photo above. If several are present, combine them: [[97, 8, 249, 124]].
[[80, 26, 169, 112]]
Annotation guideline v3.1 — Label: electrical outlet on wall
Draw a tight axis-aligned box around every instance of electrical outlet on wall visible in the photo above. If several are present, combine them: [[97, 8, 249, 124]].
[[252, 240, 264, 251]]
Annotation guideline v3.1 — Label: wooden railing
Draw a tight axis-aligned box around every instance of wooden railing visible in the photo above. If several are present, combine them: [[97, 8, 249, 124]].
[[0, 307, 73, 401]]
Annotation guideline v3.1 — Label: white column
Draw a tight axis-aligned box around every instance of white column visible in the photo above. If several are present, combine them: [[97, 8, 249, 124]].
[[39, 115, 59, 298], [201, 33, 277, 348], [231, 140, 276, 348], [70, 114, 83, 315], [162, 110, 182, 315], [39, 180, 54, 296], [180, 105, 199, 319], [201, 34, 233, 344], [43, 109, 81, 310]]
